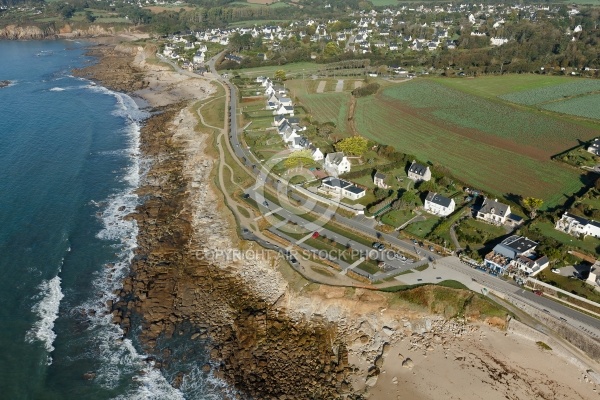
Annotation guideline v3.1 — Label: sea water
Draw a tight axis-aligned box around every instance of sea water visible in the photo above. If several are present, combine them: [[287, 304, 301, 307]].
[[0, 40, 226, 399]]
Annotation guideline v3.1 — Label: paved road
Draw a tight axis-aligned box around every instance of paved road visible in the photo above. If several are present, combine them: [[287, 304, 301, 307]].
[[436, 258, 600, 338], [207, 54, 600, 338]]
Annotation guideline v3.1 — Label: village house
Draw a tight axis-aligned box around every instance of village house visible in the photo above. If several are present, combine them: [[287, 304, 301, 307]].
[[324, 152, 351, 175], [423, 192, 455, 216], [320, 177, 366, 200], [310, 145, 324, 162], [274, 104, 294, 116], [587, 138, 600, 156], [555, 212, 600, 238], [373, 171, 388, 189], [484, 235, 547, 275], [407, 160, 431, 181], [476, 198, 512, 225]]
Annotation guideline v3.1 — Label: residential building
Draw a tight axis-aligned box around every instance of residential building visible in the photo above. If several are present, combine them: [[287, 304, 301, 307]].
[[423, 192, 455, 216], [587, 138, 600, 156], [324, 152, 351, 175], [555, 213, 600, 238], [484, 235, 543, 275], [310, 146, 324, 162], [373, 171, 388, 189], [476, 198, 511, 225], [320, 177, 366, 200], [407, 160, 431, 181]]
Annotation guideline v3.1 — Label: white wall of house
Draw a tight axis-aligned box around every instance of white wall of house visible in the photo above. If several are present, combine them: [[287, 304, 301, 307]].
[[424, 199, 455, 216]]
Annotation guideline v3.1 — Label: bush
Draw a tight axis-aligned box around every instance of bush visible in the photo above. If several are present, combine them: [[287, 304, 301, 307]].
[[351, 83, 380, 97]]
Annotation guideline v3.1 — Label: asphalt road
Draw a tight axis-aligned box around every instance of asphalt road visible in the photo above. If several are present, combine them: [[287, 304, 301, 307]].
[[441, 258, 600, 338], [208, 54, 600, 338]]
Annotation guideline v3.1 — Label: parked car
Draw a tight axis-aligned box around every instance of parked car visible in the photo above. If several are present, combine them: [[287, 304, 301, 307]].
[[262, 201, 269, 207], [312, 232, 320, 239], [534, 290, 543, 296], [372, 242, 383, 250], [551, 268, 560, 274]]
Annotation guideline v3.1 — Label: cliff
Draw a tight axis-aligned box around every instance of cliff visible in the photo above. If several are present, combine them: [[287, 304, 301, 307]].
[[0, 23, 134, 40]]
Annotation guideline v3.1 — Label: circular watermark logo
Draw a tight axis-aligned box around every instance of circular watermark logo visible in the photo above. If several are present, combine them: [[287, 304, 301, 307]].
[[250, 149, 340, 234]]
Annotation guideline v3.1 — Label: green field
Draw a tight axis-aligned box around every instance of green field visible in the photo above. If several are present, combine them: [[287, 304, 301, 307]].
[[369, 0, 399, 5], [353, 78, 599, 207], [541, 93, 600, 120], [432, 75, 579, 98], [301, 93, 350, 130], [229, 62, 320, 78], [498, 79, 600, 106]]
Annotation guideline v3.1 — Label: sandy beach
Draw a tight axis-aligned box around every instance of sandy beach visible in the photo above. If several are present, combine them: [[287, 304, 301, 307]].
[[74, 41, 600, 399]]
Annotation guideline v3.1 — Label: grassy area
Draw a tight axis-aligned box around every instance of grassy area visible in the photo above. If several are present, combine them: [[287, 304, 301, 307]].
[[537, 269, 600, 304], [354, 78, 598, 208], [228, 62, 320, 79], [559, 147, 599, 168], [237, 206, 251, 218], [414, 263, 429, 272], [404, 215, 440, 238], [432, 75, 584, 99], [536, 341, 552, 351], [356, 259, 381, 274], [456, 218, 507, 250], [533, 221, 600, 255], [381, 209, 416, 228]]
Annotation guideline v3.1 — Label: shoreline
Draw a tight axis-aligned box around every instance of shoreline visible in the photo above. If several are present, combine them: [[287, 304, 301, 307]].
[[74, 43, 358, 399], [73, 40, 600, 400]]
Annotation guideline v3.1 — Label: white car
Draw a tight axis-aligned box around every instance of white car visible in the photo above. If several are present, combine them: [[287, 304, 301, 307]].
[[551, 268, 560, 274]]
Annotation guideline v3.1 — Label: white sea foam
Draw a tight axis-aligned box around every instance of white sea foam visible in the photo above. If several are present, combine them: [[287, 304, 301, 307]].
[[25, 276, 65, 359], [49, 87, 66, 92], [70, 83, 192, 399]]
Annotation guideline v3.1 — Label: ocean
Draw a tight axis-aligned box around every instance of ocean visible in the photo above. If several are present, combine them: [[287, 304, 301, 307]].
[[0, 40, 224, 399]]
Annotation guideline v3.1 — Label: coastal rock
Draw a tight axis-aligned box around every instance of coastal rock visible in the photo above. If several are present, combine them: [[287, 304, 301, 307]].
[[82, 371, 96, 380]]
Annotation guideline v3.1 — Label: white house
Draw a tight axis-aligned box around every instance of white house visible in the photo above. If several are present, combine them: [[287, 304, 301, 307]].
[[320, 177, 366, 200], [511, 254, 549, 276], [407, 160, 431, 181], [274, 105, 294, 116], [324, 152, 351, 175], [424, 192, 455, 216], [490, 37, 509, 46], [310, 146, 324, 162], [192, 51, 205, 64], [587, 138, 600, 156], [555, 213, 600, 238], [373, 171, 388, 189], [278, 97, 293, 107], [477, 198, 511, 225]]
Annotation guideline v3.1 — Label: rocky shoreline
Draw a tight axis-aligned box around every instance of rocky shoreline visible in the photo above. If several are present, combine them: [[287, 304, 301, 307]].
[[74, 44, 358, 399], [0, 80, 10, 88]]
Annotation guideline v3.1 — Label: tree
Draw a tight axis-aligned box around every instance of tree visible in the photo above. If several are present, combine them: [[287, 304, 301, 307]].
[[334, 136, 368, 156], [284, 150, 313, 169], [523, 197, 544, 218], [85, 11, 96, 23], [274, 69, 287, 81], [323, 41, 342, 57], [374, 188, 391, 200]]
